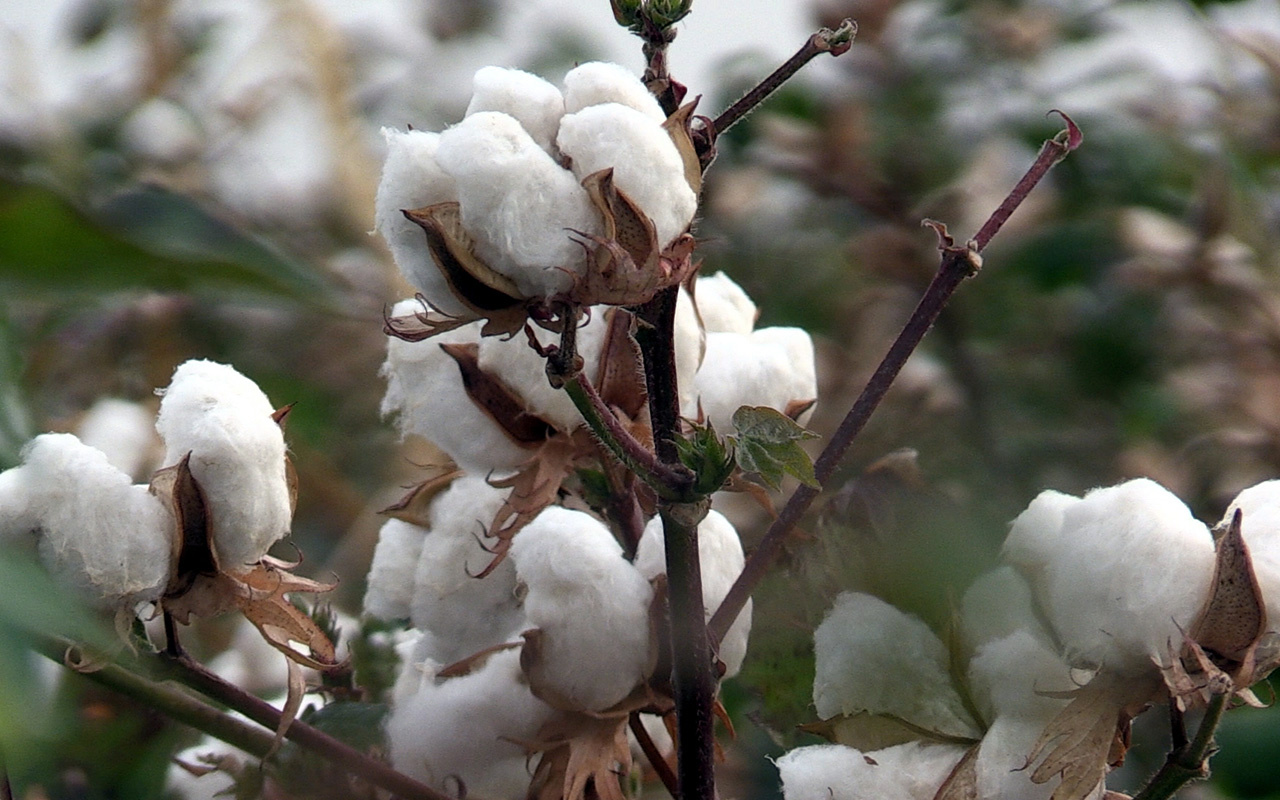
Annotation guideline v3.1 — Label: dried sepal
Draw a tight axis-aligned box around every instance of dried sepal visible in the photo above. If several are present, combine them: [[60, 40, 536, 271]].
[[233, 560, 339, 671], [567, 169, 662, 307], [661, 98, 703, 196], [1022, 675, 1135, 800], [383, 295, 476, 341], [932, 743, 980, 800], [440, 342, 556, 446], [527, 714, 633, 800], [594, 308, 648, 420], [1193, 509, 1267, 670], [379, 467, 464, 528], [152, 453, 219, 600]]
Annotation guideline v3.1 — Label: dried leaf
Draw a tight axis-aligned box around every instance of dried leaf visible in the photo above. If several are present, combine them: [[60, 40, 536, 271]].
[[1024, 675, 1131, 800], [595, 308, 647, 419], [383, 295, 476, 341], [379, 468, 464, 528], [528, 714, 632, 800], [800, 711, 980, 751], [482, 433, 587, 576], [933, 743, 980, 800], [662, 99, 703, 196], [270, 658, 307, 756], [440, 342, 556, 446]]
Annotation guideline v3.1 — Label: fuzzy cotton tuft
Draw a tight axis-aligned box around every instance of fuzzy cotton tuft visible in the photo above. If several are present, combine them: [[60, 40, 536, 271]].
[[695, 327, 817, 430], [695, 272, 758, 335], [465, 66, 565, 154], [776, 742, 967, 800], [363, 519, 429, 622], [562, 61, 666, 121]]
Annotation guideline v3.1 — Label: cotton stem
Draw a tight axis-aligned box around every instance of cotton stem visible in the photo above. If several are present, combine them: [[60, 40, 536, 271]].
[[630, 712, 679, 799], [1133, 693, 1228, 800]]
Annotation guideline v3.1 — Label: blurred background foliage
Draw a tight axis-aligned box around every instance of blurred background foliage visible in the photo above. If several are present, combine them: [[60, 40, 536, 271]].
[[3, 0, 1280, 797]]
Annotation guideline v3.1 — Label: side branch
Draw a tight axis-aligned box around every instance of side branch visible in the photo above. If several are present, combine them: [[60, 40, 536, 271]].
[[707, 114, 1082, 645], [1132, 693, 1228, 800]]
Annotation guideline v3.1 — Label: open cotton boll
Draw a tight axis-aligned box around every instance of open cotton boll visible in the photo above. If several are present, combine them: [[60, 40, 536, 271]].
[[364, 519, 429, 622], [694, 327, 817, 430], [410, 475, 525, 664], [562, 61, 666, 121], [387, 647, 555, 800], [557, 103, 697, 248], [959, 566, 1052, 655], [510, 506, 653, 710], [465, 66, 565, 154], [695, 272, 758, 335], [476, 309, 608, 432], [76, 398, 159, 481], [381, 303, 532, 473], [1223, 480, 1280, 630], [16, 434, 173, 607], [374, 129, 464, 316], [1004, 479, 1215, 674], [436, 111, 601, 297], [813, 592, 980, 739], [776, 742, 967, 800], [156, 360, 290, 572], [635, 510, 752, 678]]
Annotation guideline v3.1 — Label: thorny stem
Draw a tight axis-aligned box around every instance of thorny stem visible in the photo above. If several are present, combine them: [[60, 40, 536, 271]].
[[630, 712, 679, 799], [707, 113, 1082, 646], [1133, 693, 1229, 800]]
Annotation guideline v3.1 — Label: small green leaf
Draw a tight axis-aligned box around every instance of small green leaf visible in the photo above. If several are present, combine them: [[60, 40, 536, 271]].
[[729, 406, 820, 490], [674, 420, 735, 496]]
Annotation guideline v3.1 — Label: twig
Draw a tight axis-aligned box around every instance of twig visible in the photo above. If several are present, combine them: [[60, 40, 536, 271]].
[[1132, 693, 1228, 800], [1, 746, 13, 800], [707, 113, 1082, 645], [630, 712, 679, 799]]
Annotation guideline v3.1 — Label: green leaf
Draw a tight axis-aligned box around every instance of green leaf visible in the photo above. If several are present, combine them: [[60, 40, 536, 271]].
[[729, 406, 820, 490], [673, 420, 735, 495]]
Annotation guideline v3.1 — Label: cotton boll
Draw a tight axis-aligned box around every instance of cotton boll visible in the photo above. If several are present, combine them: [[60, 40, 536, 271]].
[[436, 111, 600, 297], [410, 475, 525, 664], [776, 742, 967, 800], [465, 66, 565, 154], [1223, 480, 1280, 631], [813, 592, 979, 739], [374, 128, 463, 316], [387, 647, 555, 800], [694, 327, 817, 430], [381, 303, 532, 474], [18, 434, 173, 607], [156, 360, 291, 571], [557, 103, 697, 248], [364, 519, 430, 622], [1004, 480, 1215, 674], [562, 62, 666, 121], [0, 462, 36, 547], [635, 510, 752, 678], [510, 506, 653, 711], [959, 566, 1051, 655], [695, 272, 758, 335], [76, 398, 160, 481]]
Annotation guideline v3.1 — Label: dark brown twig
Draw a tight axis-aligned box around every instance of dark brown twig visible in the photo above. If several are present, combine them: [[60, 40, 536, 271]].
[[707, 114, 1082, 645], [630, 712, 680, 799]]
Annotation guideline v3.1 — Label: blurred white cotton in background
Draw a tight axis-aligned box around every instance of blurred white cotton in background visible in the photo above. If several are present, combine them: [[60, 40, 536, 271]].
[[695, 271, 757, 335], [695, 327, 817, 430], [75, 397, 159, 481]]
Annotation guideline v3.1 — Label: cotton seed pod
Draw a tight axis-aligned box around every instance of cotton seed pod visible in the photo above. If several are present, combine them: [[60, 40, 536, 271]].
[[510, 506, 653, 711], [155, 360, 291, 571], [380, 302, 533, 474], [557, 102, 697, 249], [694, 327, 817, 430], [562, 61, 666, 121], [634, 510, 752, 678], [695, 271, 758, 335], [363, 519, 429, 622], [813, 592, 980, 740], [410, 475, 525, 665], [373, 128, 464, 315], [387, 647, 557, 800], [1003, 479, 1215, 675], [10, 433, 173, 608], [1222, 480, 1280, 632], [436, 111, 601, 298], [776, 742, 967, 800], [465, 66, 565, 155]]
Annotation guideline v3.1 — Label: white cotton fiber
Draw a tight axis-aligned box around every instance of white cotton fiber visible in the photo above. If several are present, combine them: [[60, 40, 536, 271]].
[[812, 592, 979, 739], [374, 128, 464, 315], [694, 328, 817, 430], [364, 518, 429, 622], [635, 510, 752, 678], [76, 398, 159, 481], [695, 272, 758, 335], [465, 66, 565, 154], [1223, 480, 1280, 633], [16, 433, 173, 607], [776, 742, 966, 800], [387, 647, 556, 800], [1003, 479, 1216, 674], [959, 566, 1051, 655], [510, 506, 653, 710], [381, 302, 533, 474], [155, 360, 291, 571], [967, 630, 1075, 724], [675, 287, 704, 418], [562, 61, 666, 121], [0, 462, 36, 547], [410, 475, 525, 664], [436, 111, 601, 297], [557, 103, 697, 248]]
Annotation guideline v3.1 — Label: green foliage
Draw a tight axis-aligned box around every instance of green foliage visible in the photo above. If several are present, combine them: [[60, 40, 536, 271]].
[[729, 406, 819, 490], [674, 421, 735, 495]]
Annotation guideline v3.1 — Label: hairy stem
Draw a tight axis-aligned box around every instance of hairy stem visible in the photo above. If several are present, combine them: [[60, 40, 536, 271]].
[[708, 114, 1082, 645], [630, 712, 679, 799], [1133, 693, 1228, 800]]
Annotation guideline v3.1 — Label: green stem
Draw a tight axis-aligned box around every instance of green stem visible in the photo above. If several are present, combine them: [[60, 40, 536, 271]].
[[1133, 693, 1228, 800]]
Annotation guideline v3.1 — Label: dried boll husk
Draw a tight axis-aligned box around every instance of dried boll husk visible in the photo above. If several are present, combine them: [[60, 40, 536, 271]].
[[465, 66, 565, 154], [373, 128, 463, 315], [695, 271, 758, 334], [510, 506, 653, 711], [363, 518, 429, 622], [694, 327, 817, 430], [155, 360, 291, 572], [1222, 480, 1280, 632], [634, 510, 752, 677], [562, 61, 666, 121], [776, 741, 967, 800]]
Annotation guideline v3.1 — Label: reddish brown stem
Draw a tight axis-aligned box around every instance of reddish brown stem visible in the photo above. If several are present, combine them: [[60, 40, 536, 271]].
[[630, 712, 680, 799]]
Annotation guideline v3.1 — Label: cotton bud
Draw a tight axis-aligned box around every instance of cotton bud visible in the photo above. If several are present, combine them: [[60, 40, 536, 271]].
[[695, 271, 757, 335], [562, 61, 666, 121], [363, 519, 429, 622], [776, 742, 967, 800], [155, 360, 291, 571], [3, 433, 172, 607], [813, 592, 980, 740], [695, 327, 817, 430], [374, 128, 464, 315], [410, 475, 525, 664], [635, 510, 752, 677], [381, 302, 533, 473], [1003, 479, 1215, 674], [465, 66, 565, 154], [436, 111, 601, 297], [1223, 480, 1280, 631], [557, 102, 697, 247], [510, 506, 653, 711], [387, 648, 556, 800]]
